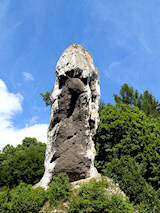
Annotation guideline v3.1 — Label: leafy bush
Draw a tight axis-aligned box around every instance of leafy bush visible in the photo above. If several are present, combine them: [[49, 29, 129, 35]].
[[103, 157, 146, 203], [48, 173, 71, 206], [103, 156, 160, 211], [68, 180, 134, 213], [0, 182, 47, 213]]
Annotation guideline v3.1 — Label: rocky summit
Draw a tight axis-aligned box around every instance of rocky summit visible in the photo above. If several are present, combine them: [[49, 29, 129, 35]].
[[36, 44, 100, 190]]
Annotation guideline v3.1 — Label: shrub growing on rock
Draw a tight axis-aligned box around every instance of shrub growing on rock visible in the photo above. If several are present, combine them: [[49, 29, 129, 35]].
[[68, 180, 134, 213], [48, 173, 71, 206]]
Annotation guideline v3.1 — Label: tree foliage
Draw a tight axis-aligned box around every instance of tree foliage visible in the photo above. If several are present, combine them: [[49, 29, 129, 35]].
[[40, 90, 52, 106], [0, 137, 46, 188], [102, 157, 160, 211], [0, 173, 70, 213], [95, 104, 160, 209], [114, 83, 160, 117], [0, 183, 47, 213]]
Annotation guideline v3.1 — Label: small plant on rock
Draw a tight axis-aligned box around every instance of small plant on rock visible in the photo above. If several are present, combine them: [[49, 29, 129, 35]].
[[48, 173, 71, 206]]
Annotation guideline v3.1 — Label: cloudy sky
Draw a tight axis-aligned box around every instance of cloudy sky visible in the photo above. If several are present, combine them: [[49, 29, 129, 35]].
[[1, 0, 160, 150]]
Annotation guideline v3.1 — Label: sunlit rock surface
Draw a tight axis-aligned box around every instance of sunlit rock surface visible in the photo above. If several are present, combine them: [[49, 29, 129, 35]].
[[36, 44, 100, 190]]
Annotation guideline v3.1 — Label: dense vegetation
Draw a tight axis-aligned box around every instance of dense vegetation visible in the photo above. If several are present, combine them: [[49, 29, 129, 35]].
[[48, 172, 71, 206], [95, 84, 160, 211], [113, 83, 160, 117], [0, 183, 47, 213], [0, 137, 46, 188], [0, 83, 160, 212], [0, 173, 71, 213], [68, 179, 134, 213]]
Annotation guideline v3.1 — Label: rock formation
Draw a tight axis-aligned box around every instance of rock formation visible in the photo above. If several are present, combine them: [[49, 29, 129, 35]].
[[36, 44, 100, 190]]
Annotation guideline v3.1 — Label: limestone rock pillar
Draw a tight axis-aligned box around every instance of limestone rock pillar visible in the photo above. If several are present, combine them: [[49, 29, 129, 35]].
[[35, 44, 100, 190]]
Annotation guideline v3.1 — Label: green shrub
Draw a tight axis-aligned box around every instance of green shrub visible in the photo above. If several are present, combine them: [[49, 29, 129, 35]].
[[103, 157, 147, 203], [0, 182, 47, 213], [48, 173, 71, 206], [103, 157, 160, 211], [68, 180, 134, 213], [141, 184, 160, 212]]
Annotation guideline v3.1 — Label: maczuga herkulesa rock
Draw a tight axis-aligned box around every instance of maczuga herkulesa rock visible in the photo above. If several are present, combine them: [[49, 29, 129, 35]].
[[35, 44, 100, 190]]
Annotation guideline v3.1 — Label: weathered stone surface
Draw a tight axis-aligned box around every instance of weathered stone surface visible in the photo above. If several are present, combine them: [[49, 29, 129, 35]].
[[35, 44, 100, 190]]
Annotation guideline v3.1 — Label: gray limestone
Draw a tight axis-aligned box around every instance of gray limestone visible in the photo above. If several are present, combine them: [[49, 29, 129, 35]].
[[35, 44, 100, 190]]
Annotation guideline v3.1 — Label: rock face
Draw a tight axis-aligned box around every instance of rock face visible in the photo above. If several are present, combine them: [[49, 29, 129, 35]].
[[37, 44, 100, 190]]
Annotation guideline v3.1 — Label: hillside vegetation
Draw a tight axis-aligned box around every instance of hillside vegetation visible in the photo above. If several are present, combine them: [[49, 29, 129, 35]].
[[0, 83, 160, 212]]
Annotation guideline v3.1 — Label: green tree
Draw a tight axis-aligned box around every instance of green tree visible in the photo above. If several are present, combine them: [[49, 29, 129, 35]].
[[95, 105, 160, 190], [40, 90, 52, 106], [102, 157, 160, 210], [0, 183, 47, 213], [94, 104, 160, 209], [0, 138, 46, 188], [22, 137, 38, 147], [114, 83, 134, 105], [114, 83, 160, 117]]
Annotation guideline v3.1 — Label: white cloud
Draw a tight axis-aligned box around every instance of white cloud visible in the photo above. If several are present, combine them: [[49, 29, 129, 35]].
[[0, 79, 48, 151], [0, 79, 23, 129], [0, 124, 48, 151], [23, 72, 34, 81]]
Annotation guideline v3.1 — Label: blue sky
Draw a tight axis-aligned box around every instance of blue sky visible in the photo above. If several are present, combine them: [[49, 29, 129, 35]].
[[1, 0, 160, 150]]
